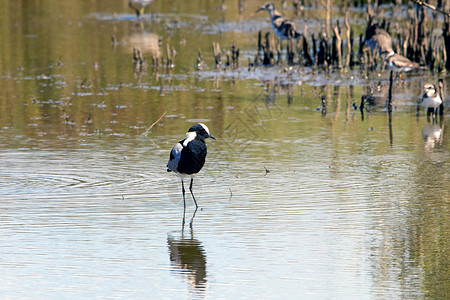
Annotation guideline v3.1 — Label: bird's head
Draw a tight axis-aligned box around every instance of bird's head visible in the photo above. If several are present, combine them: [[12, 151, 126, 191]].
[[256, 2, 275, 13], [188, 123, 216, 140], [423, 83, 436, 93], [381, 50, 395, 58]]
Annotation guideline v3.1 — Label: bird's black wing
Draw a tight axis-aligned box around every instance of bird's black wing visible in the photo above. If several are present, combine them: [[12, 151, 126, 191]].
[[177, 140, 207, 175]]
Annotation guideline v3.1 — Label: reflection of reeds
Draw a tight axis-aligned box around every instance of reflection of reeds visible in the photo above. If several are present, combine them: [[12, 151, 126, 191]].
[[212, 41, 221, 68], [197, 50, 204, 70], [227, 42, 239, 68], [166, 44, 176, 69], [320, 95, 327, 117], [133, 47, 145, 69], [132, 47, 146, 83]]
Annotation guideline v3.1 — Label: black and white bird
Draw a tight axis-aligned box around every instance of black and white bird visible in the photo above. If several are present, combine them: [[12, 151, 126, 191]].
[[256, 3, 302, 42], [167, 123, 216, 209], [422, 83, 442, 116]]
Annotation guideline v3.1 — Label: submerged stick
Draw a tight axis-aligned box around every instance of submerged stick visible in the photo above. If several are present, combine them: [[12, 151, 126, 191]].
[[388, 70, 394, 146], [312, 34, 317, 66], [438, 78, 445, 115], [230, 42, 240, 68], [321, 95, 327, 116], [388, 70, 393, 114], [287, 35, 294, 65], [360, 95, 365, 121]]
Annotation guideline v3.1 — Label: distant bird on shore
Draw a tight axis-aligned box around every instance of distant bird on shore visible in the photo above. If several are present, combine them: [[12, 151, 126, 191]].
[[129, 0, 153, 21], [364, 24, 393, 54], [167, 123, 216, 209], [422, 83, 442, 117], [384, 51, 420, 73], [256, 3, 302, 43]]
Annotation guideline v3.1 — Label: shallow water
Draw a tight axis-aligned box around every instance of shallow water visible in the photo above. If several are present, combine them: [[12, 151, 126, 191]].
[[1, 1, 449, 299]]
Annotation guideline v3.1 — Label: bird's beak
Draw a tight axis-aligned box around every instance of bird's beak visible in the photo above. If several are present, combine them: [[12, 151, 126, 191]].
[[209, 135, 216, 140], [256, 6, 264, 13]]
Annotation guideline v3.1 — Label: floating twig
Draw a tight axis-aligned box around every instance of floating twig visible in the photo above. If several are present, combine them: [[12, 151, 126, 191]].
[[142, 111, 167, 136]]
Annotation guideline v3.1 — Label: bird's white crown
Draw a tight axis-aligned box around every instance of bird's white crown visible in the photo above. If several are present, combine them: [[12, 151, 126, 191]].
[[198, 123, 211, 135]]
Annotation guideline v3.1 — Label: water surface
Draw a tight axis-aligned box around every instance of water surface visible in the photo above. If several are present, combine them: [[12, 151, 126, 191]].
[[0, 1, 449, 299]]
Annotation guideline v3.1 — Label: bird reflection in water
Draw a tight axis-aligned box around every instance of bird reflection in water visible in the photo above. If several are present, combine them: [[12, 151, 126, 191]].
[[422, 120, 443, 152], [128, 0, 154, 22], [123, 21, 161, 83], [167, 209, 207, 293], [126, 30, 160, 56]]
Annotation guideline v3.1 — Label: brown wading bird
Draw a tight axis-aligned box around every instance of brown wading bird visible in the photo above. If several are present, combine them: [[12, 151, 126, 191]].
[[129, 0, 153, 21], [256, 3, 302, 44], [364, 24, 393, 54], [383, 50, 421, 78]]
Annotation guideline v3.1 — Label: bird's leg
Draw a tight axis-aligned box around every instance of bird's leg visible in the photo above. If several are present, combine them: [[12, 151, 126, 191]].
[[129, 3, 140, 20], [182, 205, 186, 232], [190, 206, 198, 229], [427, 107, 434, 120], [181, 179, 186, 208], [189, 178, 198, 209]]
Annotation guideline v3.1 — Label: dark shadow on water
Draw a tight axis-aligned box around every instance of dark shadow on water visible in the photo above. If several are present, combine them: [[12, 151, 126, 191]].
[[167, 208, 206, 294]]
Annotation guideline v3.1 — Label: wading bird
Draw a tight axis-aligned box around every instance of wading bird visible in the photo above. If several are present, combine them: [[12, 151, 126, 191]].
[[256, 3, 302, 44], [167, 123, 216, 209], [384, 50, 420, 73], [365, 24, 393, 55], [422, 83, 442, 117]]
